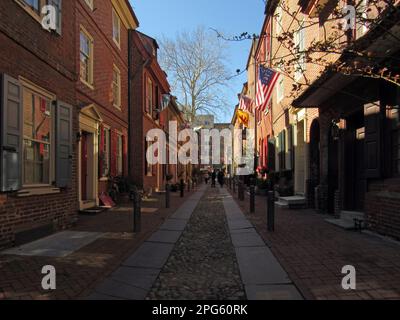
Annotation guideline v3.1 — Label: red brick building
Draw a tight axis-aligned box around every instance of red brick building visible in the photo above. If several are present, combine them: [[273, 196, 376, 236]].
[[76, 0, 138, 211], [129, 31, 171, 193], [0, 0, 76, 248]]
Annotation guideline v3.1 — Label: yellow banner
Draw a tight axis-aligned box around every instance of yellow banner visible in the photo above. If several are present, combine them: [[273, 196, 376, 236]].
[[237, 109, 249, 127]]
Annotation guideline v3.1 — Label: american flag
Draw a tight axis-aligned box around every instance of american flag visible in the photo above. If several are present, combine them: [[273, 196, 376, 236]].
[[239, 95, 253, 113], [256, 65, 280, 112]]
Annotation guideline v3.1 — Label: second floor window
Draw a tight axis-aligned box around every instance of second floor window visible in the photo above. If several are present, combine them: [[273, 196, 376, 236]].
[[23, 0, 39, 12], [112, 8, 121, 47], [275, 5, 283, 35], [80, 29, 94, 87], [294, 20, 306, 81], [146, 78, 153, 116], [112, 65, 121, 108]]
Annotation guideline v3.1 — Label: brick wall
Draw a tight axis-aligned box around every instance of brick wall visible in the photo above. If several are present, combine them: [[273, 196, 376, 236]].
[[0, 0, 78, 248], [76, 0, 131, 196]]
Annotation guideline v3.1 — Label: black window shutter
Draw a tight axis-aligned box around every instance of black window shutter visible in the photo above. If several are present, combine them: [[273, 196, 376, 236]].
[[1, 74, 23, 192], [56, 100, 73, 188], [364, 102, 382, 179]]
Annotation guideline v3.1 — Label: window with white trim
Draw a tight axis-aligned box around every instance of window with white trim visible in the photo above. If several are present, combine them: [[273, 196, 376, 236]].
[[17, 0, 62, 34], [22, 87, 52, 185], [112, 8, 121, 47], [80, 28, 94, 87], [117, 134, 123, 176], [275, 5, 283, 35], [146, 77, 153, 116], [294, 20, 306, 81], [84, 0, 93, 10], [277, 64, 284, 102], [112, 65, 121, 108]]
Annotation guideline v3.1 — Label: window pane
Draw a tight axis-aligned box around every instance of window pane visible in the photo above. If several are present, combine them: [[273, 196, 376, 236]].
[[24, 0, 39, 11], [23, 88, 52, 185]]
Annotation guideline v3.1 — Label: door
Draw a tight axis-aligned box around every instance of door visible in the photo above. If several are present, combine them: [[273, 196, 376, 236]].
[[81, 132, 88, 201], [355, 128, 366, 210], [328, 128, 339, 214]]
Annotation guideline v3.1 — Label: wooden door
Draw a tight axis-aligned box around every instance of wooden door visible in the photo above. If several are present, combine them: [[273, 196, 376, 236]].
[[81, 132, 88, 201]]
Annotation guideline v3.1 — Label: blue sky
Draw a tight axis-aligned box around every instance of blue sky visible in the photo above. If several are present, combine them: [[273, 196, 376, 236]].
[[129, 0, 266, 122]]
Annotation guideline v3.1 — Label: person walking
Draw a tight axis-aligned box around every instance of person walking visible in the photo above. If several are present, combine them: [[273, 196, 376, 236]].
[[211, 170, 217, 188], [217, 170, 225, 188]]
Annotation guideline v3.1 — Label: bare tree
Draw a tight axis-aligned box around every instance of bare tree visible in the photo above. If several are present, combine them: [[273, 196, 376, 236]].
[[159, 26, 231, 122]]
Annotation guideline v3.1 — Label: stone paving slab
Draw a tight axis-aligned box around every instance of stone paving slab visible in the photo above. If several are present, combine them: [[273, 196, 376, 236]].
[[160, 219, 188, 231], [245, 284, 303, 300], [110, 267, 160, 291], [93, 278, 148, 300], [227, 219, 254, 230], [231, 231, 266, 247], [235, 245, 291, 285], [2, 231, 103, 257], [122, 242, 174, 269], [147, 230, 182, 244]]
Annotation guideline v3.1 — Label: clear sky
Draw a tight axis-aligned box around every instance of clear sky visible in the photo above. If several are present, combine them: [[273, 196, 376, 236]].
[[129, 0, 266, 123]]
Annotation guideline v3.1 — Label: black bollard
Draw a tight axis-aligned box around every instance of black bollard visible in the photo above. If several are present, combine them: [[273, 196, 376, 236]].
[[233, 178, 236, 192], [250, 185, 255, 213], [133, 189, 142, 233], [180, 179, 184, 198], [239, 181, 244, 201], [165, 183, 170, 208], [267, 191, 275, 231], [187, 180, 190, 192]]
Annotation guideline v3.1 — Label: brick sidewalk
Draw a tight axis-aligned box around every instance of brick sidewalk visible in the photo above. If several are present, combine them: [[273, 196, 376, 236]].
[[227, 187, 400, 300], [0, 188, 196, 300]]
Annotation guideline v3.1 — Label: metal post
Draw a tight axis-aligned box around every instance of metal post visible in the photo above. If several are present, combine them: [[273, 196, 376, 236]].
[[133, 189, 141, 233], [233, 178, 236, 192], [239, 181, 244, 201], [267, 191, 275, 231], [250, 185, 255, 213], [180, 179, 184, 198], [165, 183, 170, 209], [187, 179, 190, 192]]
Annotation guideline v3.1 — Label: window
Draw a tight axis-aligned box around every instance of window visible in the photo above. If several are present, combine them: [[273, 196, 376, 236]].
[[80, 28, 94, 87], [84, 0, 93, 10], [277, 64, 284, 102], [275, 5, 283, 35], [146, 77, 153, 116], [112, 65, 121, 108], [355, 0, 369, 39], [22, 87, 52, 186], [112, 8, 121, 47], [22, 0, 39, 12], [294, 20, 306, 81], [145, 139, 152, 176], [18, 0, 62, 34], [100, 127, 110, 177], [117, 134, 123, 176]]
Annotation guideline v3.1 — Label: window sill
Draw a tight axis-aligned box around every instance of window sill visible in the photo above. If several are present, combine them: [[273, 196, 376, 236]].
[[80, 79, 95, 90], [17, 187, 61, 197], [113, 38, 121, 50]]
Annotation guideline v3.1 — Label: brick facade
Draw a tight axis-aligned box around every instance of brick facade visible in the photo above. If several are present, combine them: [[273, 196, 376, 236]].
[[0, 0, 77, 248], [129, 31, 171, 192]]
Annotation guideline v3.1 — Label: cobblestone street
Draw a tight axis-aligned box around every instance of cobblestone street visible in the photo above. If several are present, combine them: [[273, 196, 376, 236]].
[[146, 188, 246, 300]]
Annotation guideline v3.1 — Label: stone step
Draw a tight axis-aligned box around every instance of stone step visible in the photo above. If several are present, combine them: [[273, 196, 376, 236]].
[[278, 196, 307, 206], [275, 201, 289, 208], [325, 218, 355, 230]]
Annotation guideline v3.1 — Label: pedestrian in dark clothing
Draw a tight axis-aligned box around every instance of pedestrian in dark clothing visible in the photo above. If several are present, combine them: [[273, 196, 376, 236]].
[[217, 170, 225, 188], [211, 170, 217, 188]]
